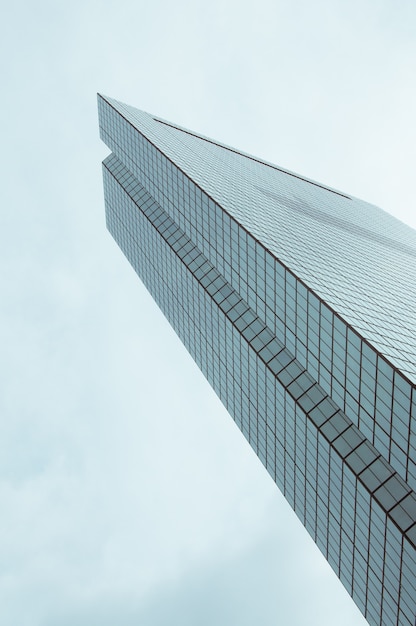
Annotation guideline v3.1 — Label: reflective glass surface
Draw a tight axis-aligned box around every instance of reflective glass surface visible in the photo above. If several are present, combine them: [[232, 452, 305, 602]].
[[98, 95, 416, 626]]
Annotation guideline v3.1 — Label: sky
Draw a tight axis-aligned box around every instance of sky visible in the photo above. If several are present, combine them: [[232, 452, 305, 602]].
[[1, 1, 416, 624]]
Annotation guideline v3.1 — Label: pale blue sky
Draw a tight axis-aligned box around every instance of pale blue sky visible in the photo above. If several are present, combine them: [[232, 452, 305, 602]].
[[1, 1, 416, 624]]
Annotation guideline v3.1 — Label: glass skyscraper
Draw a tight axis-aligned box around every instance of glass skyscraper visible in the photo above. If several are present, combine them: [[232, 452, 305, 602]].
[[98, 94, 416, 626]]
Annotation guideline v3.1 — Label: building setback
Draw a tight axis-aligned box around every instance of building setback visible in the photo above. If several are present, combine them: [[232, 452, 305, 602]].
[[98, 94, 416, 626]]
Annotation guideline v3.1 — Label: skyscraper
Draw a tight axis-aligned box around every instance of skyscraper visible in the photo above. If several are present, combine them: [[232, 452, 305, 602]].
[[98, 94, 416, 626]]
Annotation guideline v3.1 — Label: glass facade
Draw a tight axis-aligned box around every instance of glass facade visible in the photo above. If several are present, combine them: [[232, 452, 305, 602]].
[[98, 94, 416, 626]]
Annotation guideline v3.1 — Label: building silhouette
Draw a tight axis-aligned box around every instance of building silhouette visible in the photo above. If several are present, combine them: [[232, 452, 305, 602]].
[[98, 94, 416, 626]]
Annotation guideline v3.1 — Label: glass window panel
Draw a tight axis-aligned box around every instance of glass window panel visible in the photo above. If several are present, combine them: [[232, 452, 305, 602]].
[[373, 474, 410, 512], [320, 412, 351, 443], [297, 385, 327, 414], [287, 371, 315, 400], [332, 426, 365, 459], [277, 361, 304, 387], [268, 350, 294, 376], [308, 399, 339, 428], [389, 494, 416, 532], [345, 441, 379, 475], [359, 457, 395, 493]]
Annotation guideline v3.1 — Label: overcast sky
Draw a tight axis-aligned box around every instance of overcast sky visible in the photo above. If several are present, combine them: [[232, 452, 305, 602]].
[[1, 1, 416, 625]]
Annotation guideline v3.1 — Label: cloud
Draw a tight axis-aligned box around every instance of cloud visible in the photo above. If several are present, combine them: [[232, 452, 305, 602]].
[[2, 0, 415, 624]]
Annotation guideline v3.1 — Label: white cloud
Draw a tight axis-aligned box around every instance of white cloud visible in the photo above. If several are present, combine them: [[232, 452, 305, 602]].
[[1, 0, 415, 624]]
